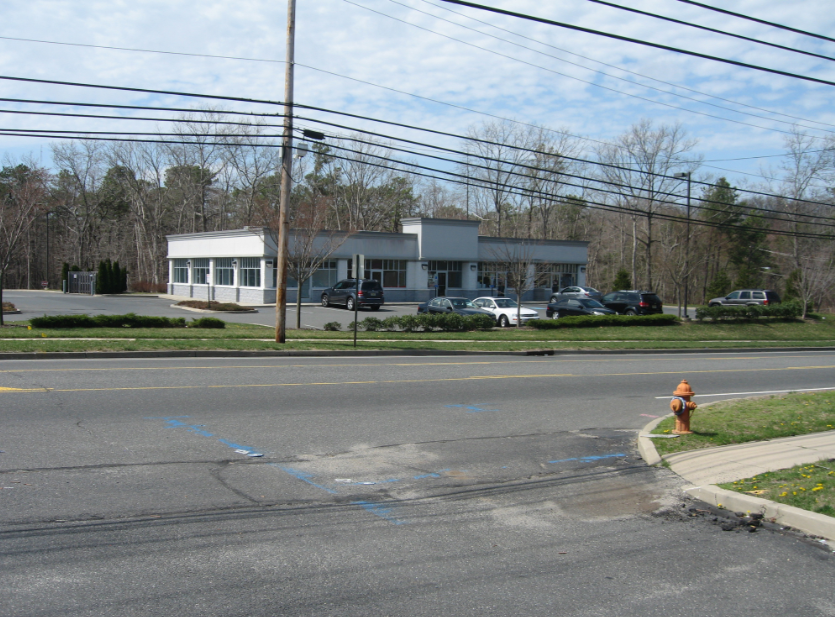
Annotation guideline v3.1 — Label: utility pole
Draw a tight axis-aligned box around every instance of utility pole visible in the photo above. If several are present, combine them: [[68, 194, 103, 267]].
[[674, 172, 692, 320], [275, 0, 296, 343]]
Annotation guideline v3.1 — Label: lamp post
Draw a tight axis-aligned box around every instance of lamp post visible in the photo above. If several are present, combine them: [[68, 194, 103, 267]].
[[673, 172, 692, 320]]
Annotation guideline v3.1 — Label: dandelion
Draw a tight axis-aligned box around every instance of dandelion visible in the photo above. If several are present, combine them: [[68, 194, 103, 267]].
[[779, 492, 788, 497], [812, 487, 824, 492]]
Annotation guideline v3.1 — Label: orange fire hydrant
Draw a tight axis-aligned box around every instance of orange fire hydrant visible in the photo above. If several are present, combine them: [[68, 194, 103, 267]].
[[670, 379, 697, 434]]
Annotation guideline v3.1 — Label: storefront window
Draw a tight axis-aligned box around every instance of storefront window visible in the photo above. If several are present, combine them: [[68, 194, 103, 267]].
[[348, 258, 407, 287], [191, 258, 209, 285], [239, 257, 261, 287], [173, 259, 189, 284], [215, 258, 234, 286], [311, 260, 338, 288]]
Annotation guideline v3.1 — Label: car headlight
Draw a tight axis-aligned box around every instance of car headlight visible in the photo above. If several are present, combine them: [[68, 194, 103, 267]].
[[592, 311, 606, 315]]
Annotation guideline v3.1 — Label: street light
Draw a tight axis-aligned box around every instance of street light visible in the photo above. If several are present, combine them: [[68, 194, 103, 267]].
[[673, 172, 692, 320]]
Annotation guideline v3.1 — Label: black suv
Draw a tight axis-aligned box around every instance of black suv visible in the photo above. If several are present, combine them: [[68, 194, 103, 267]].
[[600, 290, 663, 315], [708, 289, 780, 307], [321, 279, 384, 310]]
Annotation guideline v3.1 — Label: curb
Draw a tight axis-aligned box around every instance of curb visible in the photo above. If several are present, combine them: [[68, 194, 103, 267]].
[[637, 412, 835, 543]]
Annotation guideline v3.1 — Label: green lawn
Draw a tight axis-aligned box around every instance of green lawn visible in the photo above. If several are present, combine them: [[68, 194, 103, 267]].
[[650, 391, 835, 457], [719, 463, 835, 517], [0, 317, 834, 353]]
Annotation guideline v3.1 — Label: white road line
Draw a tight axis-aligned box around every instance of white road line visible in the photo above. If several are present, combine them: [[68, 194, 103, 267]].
[[654, 386, 835, 399]]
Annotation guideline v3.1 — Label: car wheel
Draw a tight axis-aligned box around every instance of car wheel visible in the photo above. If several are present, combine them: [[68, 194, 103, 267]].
[[321, 294, 329, 307], [551, 311, 560, 320], [499, 315, 509, 327], [370, 305, 381, 311], [346, 297, 355, 311], [625, 309, 637, 316]]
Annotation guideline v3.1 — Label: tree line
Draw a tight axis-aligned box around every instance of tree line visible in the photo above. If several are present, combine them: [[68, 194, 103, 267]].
[[1, 112, 833, 316]]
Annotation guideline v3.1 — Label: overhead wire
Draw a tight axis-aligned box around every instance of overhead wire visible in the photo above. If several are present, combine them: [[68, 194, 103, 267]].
[[672, 0, 835, 44], [436, 0, 835, 88], [347, 0, 834, 141], [579, 0, 835, 63], [0, 76, 831, 207]]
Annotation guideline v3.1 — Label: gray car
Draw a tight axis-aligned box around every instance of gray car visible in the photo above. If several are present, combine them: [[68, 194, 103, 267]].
[[549, 286, 603, 304], [708, 289, 781, 307]]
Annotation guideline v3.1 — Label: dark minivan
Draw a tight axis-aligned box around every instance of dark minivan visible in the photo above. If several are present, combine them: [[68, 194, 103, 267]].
[[600, 290, 663, 315], [321, 279, 384, 310]]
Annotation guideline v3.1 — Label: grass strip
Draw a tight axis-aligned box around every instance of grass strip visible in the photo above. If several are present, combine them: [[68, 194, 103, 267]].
[[719, 462, 835, 517], [651, 391, 835, 456]]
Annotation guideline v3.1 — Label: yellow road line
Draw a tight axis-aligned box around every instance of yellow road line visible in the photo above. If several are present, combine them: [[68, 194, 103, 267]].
[[1, 365, 833, 394], [0, 354, 831, 374]]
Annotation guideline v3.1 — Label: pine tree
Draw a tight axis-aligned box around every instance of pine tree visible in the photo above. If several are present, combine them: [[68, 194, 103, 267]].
[[112, 262, 122, 294], [612, 269, 631, 291]]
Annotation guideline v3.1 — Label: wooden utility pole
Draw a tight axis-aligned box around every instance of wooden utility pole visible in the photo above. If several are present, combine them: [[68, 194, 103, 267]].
[[275, 0, 296, 343]]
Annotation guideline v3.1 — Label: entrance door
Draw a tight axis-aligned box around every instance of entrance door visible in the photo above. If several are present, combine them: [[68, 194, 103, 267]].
[[437, 272, 447, 296]]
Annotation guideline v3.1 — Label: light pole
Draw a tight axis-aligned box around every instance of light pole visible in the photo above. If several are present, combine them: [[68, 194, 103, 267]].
[[674, 172, 692, 320]]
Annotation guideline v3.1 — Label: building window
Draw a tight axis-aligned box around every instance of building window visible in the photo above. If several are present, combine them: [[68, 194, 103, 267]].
[[192, 258, 209, 285], [239, 257, 261, 287], [428, 261, 462, 288], [478, 262, 510, 290], [535, 263, 579, 291], [215, 258, 234, 286], [173, 259, 189, 284], [311, 260, 338, 288], [348, 258, 406, 287]]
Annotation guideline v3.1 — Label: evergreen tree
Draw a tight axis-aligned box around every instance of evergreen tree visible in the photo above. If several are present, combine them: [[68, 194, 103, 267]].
[[706, 270, 731, 299], [112, 261, 122, 294], [612, 269, 631, 291], [96, 261, 106, 294]]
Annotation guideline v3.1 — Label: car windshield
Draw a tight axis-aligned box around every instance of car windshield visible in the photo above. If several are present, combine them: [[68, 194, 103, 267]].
[[493, 299, 518, 308], [586, 288, 600, 294], [450, 299, 477, 308], [578, 299, 605, 308]]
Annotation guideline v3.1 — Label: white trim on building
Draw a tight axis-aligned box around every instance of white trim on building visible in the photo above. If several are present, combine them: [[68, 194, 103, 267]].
[[166, 219, 588, 303]]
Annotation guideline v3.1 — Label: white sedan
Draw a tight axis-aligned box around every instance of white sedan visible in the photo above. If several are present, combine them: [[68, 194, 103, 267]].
[[473, 297, 540, 327]]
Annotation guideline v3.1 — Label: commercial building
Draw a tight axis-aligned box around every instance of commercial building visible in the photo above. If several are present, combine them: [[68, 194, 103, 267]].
[[166, 218, 588, 304]]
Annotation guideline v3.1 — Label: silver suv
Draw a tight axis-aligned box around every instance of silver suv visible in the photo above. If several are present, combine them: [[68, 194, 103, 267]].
[[708, 289, 781, 307], [549, 286, 602, 303]]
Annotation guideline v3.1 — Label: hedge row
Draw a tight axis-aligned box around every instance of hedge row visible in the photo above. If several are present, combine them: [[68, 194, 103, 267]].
[[29, 313, 225, 329], [694, 302, 802, 321], [528, 314, 679, 329], [351, 312, 496, 332]]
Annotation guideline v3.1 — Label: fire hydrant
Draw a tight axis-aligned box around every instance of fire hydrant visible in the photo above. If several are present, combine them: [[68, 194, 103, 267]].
[[670, 379, 697, 434]]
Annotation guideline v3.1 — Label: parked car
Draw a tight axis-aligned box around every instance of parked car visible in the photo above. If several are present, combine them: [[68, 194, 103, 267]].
[[708, 289, 781, 307], [320, 279, 384, 310], [417, 296, 493, 317], [473, 296, 540, 327], [549, 286, 603, 303], [546, 298, 616, 319], [600, 290, 663, 315]]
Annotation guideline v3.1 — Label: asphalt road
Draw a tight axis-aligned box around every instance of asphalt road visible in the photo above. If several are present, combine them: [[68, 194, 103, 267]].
[[2, 290, 691, 330], [1, 351, 834, 616]]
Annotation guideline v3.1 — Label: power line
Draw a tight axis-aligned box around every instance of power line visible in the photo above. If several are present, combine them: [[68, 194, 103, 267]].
[[581, 0, 835, 64], [673, 0, 835, 45], [417, 0, 835, 131], [348, 0, 834, 141], [437, 0, 835, 88], [5, 116, 833, 227], [1, 80, 830, 208], [11, 127, 830, 240]]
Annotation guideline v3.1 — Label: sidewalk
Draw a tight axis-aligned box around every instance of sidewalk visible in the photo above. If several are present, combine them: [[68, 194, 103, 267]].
[[639, 419, 835, 542]]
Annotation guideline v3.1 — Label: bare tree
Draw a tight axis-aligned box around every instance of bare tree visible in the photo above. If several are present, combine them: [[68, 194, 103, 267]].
[[595, 120, 700, 291], [487, 239, 545, 327], [285, 199, 351, 329], [0, 160, 48, 325]]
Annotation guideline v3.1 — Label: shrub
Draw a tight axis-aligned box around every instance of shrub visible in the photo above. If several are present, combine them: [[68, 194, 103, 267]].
[[190, 317, 225, 329], [130, 280, 167, 293], [360, 317, 384, 331], [323, 321, 341, 331], [2, 302, 16, 312], [694, 301, 802, 322], [528, 314, 679, 329], [463, 313, 496, 331], [30, 313, 187, 329]]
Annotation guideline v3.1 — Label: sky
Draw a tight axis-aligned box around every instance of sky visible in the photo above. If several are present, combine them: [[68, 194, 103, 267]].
[[1, 0, 834, 195]]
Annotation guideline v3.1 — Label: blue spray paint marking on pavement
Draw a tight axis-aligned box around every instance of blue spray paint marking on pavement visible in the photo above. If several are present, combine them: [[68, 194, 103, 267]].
[[445, 404, 499, 413], [271, 465, 338, 494], [149, 417, 262, 456], [548, 453, 626, 464], [352, 501, 407, 525]]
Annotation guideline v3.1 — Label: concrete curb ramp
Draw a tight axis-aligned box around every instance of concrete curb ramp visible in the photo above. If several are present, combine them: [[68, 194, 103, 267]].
[[639, 413, 835, 544]]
